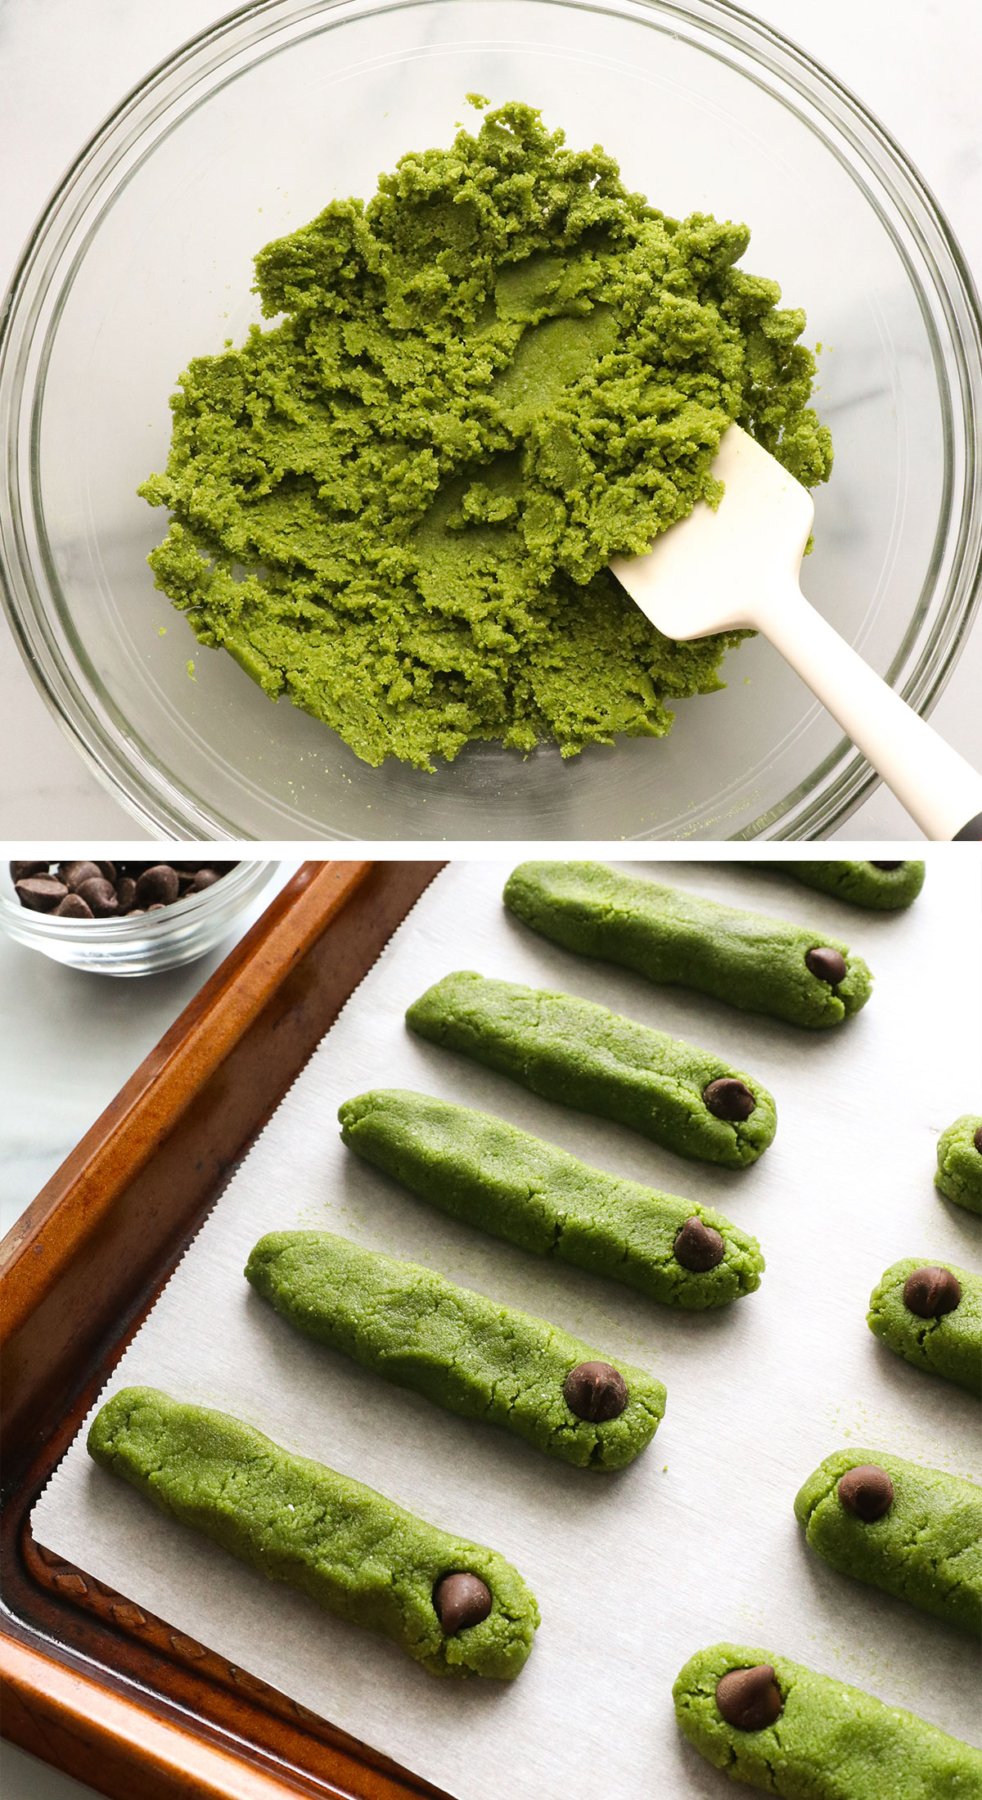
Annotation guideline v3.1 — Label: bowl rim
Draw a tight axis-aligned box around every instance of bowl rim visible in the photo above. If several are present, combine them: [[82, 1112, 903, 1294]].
[[1, 0, 980, 841], [0, 860, 276, 942]]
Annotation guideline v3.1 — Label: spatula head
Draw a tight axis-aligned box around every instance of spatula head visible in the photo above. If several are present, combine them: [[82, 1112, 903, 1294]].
[[610, 424, 815, 639]]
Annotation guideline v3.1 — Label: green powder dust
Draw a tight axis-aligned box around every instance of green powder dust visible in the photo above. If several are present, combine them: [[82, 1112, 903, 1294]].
[[139, 102, 832, 771]]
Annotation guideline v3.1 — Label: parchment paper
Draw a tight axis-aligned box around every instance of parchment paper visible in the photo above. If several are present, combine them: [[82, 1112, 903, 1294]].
[[33, 860, 982, 1798]]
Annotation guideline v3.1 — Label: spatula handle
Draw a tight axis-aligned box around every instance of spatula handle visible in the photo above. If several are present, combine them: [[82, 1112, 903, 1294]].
[[757, 582, 982, 840]]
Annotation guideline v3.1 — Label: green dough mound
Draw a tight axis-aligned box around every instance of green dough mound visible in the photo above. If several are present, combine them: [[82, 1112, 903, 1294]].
[[138, 100, 832, 770], [339, 1089, 764, 1308], [759, 860, 926, 910], [794, 1448, 982, 1634], [245, 1229, 666, 1470], [867, 1258, 982, 1394], [88, 1387, 539, 1678], [504, 860, 873, 1026], [672, 1642, 982, 1797], [406, 970, 777, 1167], [936, 1116, 982, 1215]]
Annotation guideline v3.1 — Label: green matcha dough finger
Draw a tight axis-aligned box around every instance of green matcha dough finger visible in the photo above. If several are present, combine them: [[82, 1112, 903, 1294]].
[[867, 1258, 982, 1394], [88, 1387, 538, 1679], [672, 1642, 982, 1797], [503, 861, 873, 1028], [794, 1448, 982, 1634], [936, 1116, 982, 1215], [758, 860, 926, 910], [246, 1230, 665, 1471], [338, 1090, 764, 1309], [406, 971, 776, 1167]]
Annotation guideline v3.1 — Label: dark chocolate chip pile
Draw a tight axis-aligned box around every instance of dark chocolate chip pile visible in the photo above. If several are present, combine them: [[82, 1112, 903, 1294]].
[[10, 861, 238, 921]]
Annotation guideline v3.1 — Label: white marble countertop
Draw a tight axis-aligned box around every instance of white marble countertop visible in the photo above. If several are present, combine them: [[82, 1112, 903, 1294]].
[[1, 0, 980, 842]]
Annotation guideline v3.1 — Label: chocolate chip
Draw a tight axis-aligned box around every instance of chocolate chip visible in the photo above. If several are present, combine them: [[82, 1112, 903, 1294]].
[[563, 1361, 628, 1422], [869, 862, 903, 871], [57, 860, 103, 891], [189, 867, 221, 892], [702, 1077, 756, 1122], [974, 1126, 982, 1155], [716, 1665, 783, 1731], [433, 1572, 492, 1634], [96, 861, 117, 883], [134, 864, 180, 907], [53, 894, 94, 920], [14, 875, 68, 913], [902, 1266, 961, 1318], [75, 876, 119, 917], [115, 876, 137, 913], [838, 1464, 894, 1521], [674, 1216, 725, 1272], [10, 861, 48, 881], [805, 946, 847, 984]]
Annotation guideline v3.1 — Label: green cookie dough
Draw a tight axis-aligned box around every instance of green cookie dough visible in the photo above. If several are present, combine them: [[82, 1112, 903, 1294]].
[[672, 1642, 982, 1798], [88, 1387, 538, 1678], [138, 100, 831, 770], [758, 860, 926, 910], [794, 1448, 982, 1634], [406, 970, 776, 1167], [936, 1117, 982, 1216], [504, 860, 873, 1027], [246, 1230, 665, 1470], [867, 1258, 982, 1394], [338, 1089, 764, 1308]]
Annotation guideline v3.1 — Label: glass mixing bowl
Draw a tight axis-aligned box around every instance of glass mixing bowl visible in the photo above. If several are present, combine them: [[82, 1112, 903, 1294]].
[[1, 0, 979, 840]]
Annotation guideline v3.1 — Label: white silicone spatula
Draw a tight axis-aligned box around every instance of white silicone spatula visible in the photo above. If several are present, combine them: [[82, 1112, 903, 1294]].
[[610, 426, 982, 840]]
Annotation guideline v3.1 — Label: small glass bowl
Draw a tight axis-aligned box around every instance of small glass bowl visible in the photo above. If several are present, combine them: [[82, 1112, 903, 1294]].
[[0, 861, 276, 976]]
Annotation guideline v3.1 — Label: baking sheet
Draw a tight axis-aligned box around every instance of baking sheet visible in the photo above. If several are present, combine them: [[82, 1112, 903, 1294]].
[[33, 859, 982, 1798]]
